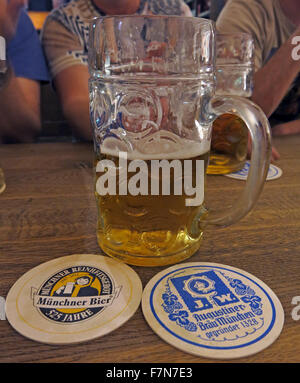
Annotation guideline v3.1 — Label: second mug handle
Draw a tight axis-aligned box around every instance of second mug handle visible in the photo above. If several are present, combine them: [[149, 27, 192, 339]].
[[203, 95, 272, 227]]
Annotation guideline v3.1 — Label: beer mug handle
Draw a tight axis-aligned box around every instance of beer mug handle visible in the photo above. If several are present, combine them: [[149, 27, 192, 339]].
[[205, 95, 272, 227]]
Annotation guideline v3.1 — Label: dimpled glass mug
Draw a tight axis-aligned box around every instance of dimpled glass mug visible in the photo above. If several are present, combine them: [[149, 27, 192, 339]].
[[89, 16, 271, 267]]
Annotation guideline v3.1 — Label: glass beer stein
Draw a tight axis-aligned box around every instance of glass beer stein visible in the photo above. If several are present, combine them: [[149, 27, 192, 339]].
[[207, 33, 254, 175], [89, 16, 271, 267]]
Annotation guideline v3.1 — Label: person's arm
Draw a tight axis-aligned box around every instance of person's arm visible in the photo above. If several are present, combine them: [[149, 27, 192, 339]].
[[0, 0, 24, 41], [0, 0, 41, 142], [41, 12, 93, 141], [53, 64, 91, 141], [252, 27, 300, 118], [0, 68, 41, 143]]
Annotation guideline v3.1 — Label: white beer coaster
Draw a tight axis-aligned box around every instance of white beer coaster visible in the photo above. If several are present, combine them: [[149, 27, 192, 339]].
[[142, 262, 284, 359], [5, 254, 142, 345], [225, 161, 282, 181]]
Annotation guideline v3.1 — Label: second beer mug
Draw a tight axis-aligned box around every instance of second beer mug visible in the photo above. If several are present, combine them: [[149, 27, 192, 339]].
[[207, 33, 254, 175], [89, 16, 271, 267]]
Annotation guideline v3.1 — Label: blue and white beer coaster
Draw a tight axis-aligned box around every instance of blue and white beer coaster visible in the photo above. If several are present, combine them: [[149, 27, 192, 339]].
[[5, 254, 142, 345], [225, 161, 282, 181], [142, 262, 284, 359]]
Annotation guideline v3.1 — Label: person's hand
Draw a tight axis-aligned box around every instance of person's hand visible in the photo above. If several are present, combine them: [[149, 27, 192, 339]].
[[272, 119, 300, 136], [0, 0, 27, 42]]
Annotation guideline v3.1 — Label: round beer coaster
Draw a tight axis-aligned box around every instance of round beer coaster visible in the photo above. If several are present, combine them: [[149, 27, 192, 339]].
[[5, 254, 142, 345], [225, 161, 282, 181], [142, 262, 284, 359]]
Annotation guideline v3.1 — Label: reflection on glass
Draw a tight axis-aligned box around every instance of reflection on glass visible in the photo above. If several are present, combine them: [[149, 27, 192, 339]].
[[0, 167, 5, 194]]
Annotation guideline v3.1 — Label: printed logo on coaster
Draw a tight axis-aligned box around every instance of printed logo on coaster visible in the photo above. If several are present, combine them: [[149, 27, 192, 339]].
[[142, 263, 284, 359], [225, 161, 282, 181], [5, 254, 142, 344]]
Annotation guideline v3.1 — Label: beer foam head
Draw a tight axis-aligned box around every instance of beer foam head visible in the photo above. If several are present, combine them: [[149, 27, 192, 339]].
[[100, 130, 210, 160]]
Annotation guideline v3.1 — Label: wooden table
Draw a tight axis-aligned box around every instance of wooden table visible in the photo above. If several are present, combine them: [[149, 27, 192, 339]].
[[0, 135, 299, 364]]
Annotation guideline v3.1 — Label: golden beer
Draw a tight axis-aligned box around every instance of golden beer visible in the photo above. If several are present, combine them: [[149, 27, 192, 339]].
[[207, 113, 248, 175], [94, 148, 209, 266]]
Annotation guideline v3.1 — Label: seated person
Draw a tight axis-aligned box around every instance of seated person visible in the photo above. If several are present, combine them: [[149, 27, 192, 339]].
[[0, 1, 49, 143], [41, 0, 192, 142], [217, 0, 300, 159]]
